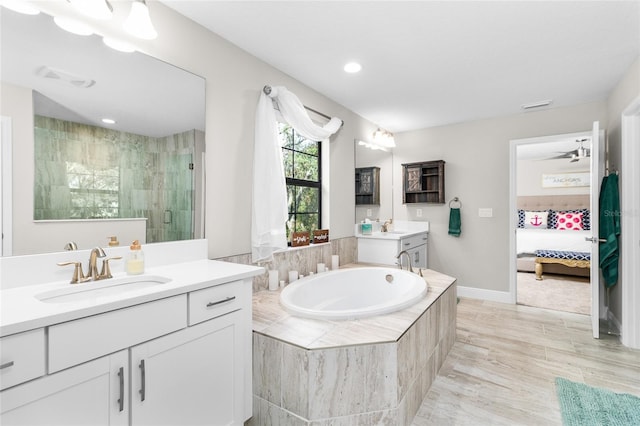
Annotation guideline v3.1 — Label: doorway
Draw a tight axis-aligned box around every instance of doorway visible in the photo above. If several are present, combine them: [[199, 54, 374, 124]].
[[511, 131, 594, 315]]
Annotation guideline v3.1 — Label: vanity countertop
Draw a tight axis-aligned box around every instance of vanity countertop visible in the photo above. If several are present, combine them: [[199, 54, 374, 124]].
[[0, 259, 263, 337], [354, 220, 429, 240], [356, 229, 427, 240]]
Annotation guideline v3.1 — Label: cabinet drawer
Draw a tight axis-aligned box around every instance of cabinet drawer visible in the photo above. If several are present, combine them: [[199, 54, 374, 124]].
[[48, 295, 187, 373], [400, 233, 428, 250], [188, 281, 243, 325], [0, 329, 45, 390]]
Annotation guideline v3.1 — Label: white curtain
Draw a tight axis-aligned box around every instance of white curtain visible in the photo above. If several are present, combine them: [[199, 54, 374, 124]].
[[252, 86, 342, 263]]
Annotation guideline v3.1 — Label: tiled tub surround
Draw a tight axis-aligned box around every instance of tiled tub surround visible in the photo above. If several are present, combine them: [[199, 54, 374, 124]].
[[219, 237, 358, 292], [249, 268, 457, 425]]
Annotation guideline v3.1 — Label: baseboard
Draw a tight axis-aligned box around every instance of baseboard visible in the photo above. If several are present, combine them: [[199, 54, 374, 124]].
[[457, 286, 512, 304]]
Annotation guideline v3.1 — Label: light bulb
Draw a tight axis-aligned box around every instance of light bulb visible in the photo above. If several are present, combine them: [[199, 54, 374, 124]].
[[123, 0, 157, 40]]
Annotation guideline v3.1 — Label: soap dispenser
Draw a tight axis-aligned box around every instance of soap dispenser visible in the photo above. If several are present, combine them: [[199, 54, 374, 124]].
[[126, 240, 145, 275]]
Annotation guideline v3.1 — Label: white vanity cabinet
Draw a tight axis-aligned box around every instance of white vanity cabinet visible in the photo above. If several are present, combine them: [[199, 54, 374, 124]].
[[0, 350, 129, 426], [358, 232, 428, 268], [0, 277, 253, 426], [131, 310, 244, 425]]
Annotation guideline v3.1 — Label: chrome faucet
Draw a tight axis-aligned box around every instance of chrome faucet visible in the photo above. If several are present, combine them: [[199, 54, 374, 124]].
[[396, 250, 414, 273], [88, 247, 107, 280], [381, 219, 393, 232]]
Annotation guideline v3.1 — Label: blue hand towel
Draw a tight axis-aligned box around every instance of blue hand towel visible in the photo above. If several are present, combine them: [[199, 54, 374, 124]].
[[448, 207, 461, 237]]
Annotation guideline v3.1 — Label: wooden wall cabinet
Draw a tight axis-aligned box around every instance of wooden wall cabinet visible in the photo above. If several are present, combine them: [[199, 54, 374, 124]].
[[355, 167, 380, 205], [402, 160, 445, 204]]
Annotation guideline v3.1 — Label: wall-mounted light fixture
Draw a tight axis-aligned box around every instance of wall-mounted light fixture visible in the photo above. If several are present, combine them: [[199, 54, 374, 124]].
[[103, 36, 136, 53], [372, 128, 396, 149], [68, 0, 113, 20], [123, 0, 157, 40], [53, 16, 93, 36], [0, 0, 40, 15]]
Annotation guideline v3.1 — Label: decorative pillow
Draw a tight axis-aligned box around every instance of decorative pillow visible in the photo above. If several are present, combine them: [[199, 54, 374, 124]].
[[524, 210, 548, 229], [517, 210, 525, 228], [555, 211, 584, 230], [549, 209, 590, 230]]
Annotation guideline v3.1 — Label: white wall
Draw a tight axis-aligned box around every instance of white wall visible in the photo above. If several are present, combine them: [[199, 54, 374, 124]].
[[393, 101, 607, 293], [517, 158, 590, 196], [2, 3, 376, 258]]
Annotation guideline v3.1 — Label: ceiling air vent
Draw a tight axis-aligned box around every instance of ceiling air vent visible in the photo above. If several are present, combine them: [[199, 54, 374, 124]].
[[521, 99, 552, 110], [36, 66, 95, 88]]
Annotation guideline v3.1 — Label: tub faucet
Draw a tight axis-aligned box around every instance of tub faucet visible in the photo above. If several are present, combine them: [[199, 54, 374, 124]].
[[396, 250, 414, 273], [396, 250, 423, 277], [88, 247, 107, 280]]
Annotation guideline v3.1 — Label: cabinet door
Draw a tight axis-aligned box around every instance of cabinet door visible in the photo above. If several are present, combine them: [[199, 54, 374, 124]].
[[131, 310, 244, 426], [0, 350, 128, 426]]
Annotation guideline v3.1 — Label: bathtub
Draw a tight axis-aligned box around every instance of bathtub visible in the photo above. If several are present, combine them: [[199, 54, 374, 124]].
[[279, 267, 427, 320]]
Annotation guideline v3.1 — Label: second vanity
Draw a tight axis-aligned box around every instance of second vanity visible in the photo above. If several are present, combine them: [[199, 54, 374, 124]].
[[0, 240, 263, 426], [356, 220, 429, 268]]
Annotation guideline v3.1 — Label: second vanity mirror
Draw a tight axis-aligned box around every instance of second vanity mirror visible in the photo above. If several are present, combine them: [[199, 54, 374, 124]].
[[1, 7, 206, 254], [354, 140, 394, 224]]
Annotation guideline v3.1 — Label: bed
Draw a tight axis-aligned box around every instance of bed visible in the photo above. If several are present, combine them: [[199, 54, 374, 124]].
[[516, 195, 592, 280]]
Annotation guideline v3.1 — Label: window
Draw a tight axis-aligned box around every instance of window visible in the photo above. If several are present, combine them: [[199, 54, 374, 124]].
[[66, 161, 119, 219], [278, 123, 321, 239]]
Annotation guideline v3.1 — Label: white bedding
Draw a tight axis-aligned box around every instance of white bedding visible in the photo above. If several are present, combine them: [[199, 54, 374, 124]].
[[517, 228, 592, 255]]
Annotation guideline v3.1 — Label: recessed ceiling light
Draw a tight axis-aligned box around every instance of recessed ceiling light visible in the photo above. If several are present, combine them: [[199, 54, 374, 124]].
[[53, 16, 93, 36], [344, 62, 362, 74], [102, 118, 116, 124]]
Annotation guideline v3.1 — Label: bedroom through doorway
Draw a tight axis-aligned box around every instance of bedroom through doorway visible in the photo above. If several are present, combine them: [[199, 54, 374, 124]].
[[514, 134, 593, 315]]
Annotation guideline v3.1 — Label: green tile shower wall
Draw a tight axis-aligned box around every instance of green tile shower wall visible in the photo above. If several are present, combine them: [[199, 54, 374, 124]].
[[34, 116, 194, 243]]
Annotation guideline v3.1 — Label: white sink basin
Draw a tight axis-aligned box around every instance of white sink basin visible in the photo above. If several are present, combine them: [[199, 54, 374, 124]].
[[36, 275, 171, 304]]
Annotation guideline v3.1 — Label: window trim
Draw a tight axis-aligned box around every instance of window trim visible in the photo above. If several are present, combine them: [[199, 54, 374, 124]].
[[279, 124, 322, 239]]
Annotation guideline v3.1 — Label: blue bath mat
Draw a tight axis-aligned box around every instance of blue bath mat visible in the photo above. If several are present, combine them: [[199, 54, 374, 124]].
[[555, 377, 640, 425]]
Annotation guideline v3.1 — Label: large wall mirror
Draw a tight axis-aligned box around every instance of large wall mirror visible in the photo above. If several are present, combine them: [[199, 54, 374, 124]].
[[1, 8, 206, 255], [354, 140, 394, 224]]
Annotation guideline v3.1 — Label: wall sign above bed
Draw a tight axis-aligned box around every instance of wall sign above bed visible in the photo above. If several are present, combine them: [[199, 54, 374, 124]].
[[541, 172, 590, 188]]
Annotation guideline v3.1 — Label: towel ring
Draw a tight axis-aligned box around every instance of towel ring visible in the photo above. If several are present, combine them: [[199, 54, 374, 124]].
[[449, 197, 462, 208]]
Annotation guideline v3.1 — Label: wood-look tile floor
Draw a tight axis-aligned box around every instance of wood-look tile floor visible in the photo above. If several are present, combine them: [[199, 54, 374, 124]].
[[411, 298, 640, 425]]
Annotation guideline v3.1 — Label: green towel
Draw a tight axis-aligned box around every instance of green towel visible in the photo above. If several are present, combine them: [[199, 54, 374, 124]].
[[599, 174, 620, 288], [448, 207, 461, 237]]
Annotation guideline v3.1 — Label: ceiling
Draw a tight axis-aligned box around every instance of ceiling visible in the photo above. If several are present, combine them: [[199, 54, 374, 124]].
[[161, 0, 640, 133], [1, 3, 205, 138]]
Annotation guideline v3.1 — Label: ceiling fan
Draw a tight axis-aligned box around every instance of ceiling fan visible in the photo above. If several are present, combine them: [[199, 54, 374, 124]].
[[549, 138, 591, 162]]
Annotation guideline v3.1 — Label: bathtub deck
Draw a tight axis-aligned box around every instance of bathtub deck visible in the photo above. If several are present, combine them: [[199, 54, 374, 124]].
[[252, 267, 456, 349]]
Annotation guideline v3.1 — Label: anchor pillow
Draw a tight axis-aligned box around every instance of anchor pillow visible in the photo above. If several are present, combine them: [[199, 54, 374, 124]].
[[523, 210, 548, 229]]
